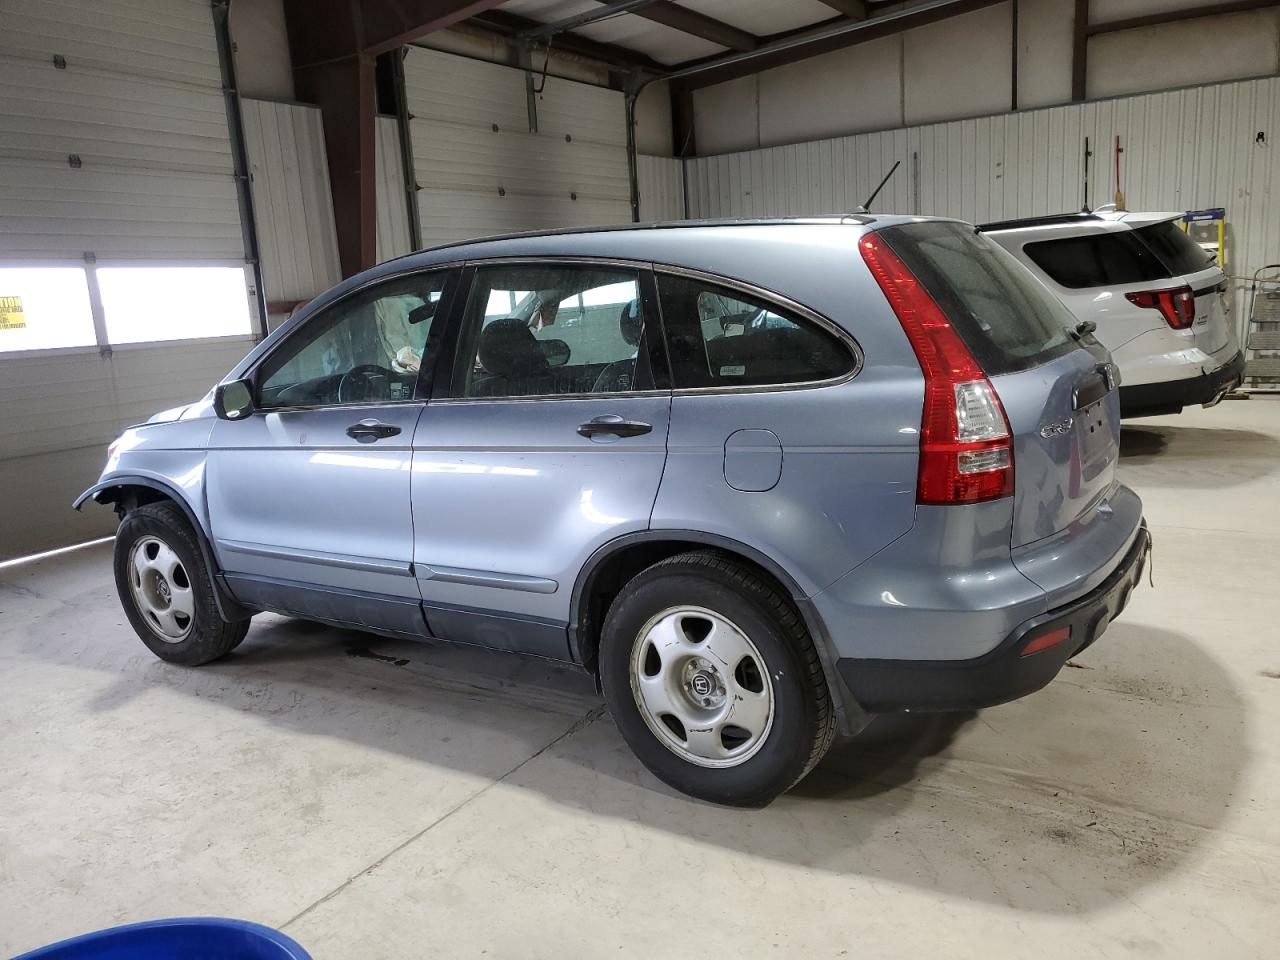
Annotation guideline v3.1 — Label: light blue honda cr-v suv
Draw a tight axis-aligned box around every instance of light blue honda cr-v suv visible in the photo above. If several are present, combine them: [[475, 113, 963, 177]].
[[77, 217, 1150, 806]]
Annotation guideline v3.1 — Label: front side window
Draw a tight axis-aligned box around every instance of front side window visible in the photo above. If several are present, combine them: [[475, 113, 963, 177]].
[[453, 264, 649, 398], [257, 270, 451, 408], [656, 273, 854, 389]]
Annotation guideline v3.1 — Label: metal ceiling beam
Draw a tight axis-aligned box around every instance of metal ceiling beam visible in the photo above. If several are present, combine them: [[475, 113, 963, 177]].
[[814, 0, 869, 19], [362, 0, 512, 56], [1084, 0, 1280, 35], [283, 1, 511, 275], [469, 9, 665, 71], [665, 0, 1006, 89], [283, 0, 378, 276], [1071, 0, 1088, 101], [518, 0, 661, 41], [621, 2, 760, 52]]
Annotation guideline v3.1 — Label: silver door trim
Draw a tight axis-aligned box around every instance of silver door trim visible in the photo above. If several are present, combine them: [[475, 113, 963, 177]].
[[417, 564, 559, 594], [217, 539, 413, 577]]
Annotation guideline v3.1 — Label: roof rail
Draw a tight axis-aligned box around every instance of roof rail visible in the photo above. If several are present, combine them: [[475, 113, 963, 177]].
[[977, 212, 1102, 233]]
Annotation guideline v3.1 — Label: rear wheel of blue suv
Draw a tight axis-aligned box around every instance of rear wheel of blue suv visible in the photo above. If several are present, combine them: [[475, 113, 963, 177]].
[[599, 550, 837, 806]]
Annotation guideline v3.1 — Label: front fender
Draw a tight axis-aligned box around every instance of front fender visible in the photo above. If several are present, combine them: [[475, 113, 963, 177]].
[[73, 473, 250, 622]]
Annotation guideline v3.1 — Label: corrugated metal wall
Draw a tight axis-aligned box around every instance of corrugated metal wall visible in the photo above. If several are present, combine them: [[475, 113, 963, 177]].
[[637, 154, 685, 222], [375, 115, 413, 263], [0, 337, 255, 557], [685, 76, 1280, 342], [402, 47, 630, 246], [0, 0, 253, 559], [240, 99, 341, 310], [0, 0, 243, 263]]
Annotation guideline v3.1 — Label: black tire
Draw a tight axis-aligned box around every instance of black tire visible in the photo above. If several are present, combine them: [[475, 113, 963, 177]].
[[599, 550, 836, 807], [113, 501, 250, 665]]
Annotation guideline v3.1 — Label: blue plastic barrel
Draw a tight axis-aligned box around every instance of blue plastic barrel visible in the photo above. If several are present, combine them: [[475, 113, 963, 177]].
[[11, 918, 312, 960]]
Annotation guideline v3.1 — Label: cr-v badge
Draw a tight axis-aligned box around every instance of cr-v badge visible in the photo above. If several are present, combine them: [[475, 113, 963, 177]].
[[1040, 417, 1074, 439]]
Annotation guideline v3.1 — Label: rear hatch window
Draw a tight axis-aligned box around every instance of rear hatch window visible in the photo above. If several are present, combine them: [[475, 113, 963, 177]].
[[1132, 220, 1216, 275], [879, 221, 1077, 375], [1022, 231, 1167, 288]]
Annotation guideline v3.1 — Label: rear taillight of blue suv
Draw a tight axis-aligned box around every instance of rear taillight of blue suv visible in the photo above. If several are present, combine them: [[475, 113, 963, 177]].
[[859, 233, 1014, 505]]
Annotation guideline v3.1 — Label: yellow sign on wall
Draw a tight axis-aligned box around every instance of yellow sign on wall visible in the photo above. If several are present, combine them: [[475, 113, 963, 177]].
[[0, 295, 24, 330]]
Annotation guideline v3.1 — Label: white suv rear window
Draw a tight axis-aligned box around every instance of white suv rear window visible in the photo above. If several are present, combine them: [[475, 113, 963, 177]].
[[1022, 232, 1167, 288]]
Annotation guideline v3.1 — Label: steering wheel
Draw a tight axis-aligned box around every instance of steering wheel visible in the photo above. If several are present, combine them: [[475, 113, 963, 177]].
[[337, 363, 394, 404]]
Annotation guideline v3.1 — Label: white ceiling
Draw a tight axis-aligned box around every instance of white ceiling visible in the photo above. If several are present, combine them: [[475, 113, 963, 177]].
[[498, 0, 857, 66]]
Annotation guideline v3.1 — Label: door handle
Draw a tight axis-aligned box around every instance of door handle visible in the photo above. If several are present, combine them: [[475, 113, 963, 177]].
[[346, 419, 401, 442], [577, 415, 652, 439]]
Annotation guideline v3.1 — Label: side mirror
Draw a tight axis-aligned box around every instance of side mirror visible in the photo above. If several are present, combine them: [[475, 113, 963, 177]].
[[1073, 319, 1098, 340], [214, 379, 255, 421]]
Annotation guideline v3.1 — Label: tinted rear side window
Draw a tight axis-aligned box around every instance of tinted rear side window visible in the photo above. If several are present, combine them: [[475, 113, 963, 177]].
[[880, 221, 1077, 375], [656, 273, 854, 389], [1021, 231, 1169, 288], [1133, 221, 1214, 275]]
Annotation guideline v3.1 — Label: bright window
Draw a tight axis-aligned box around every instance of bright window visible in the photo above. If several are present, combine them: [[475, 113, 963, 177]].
[[0, 267, 97, 353], [98, 267, 253, 345]]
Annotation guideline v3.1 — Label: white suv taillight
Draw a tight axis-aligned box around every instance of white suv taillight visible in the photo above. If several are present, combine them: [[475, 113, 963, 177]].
[[1125, 285, 1195, 329], [859, 235, 1015, 505]]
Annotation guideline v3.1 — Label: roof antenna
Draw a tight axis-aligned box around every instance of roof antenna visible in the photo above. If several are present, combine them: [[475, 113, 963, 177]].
[[856, 160, 901, 214]]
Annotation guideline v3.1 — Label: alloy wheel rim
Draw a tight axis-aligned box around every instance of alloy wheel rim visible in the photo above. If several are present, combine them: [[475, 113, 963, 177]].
[[629, 605, 775, 769], [128, 536, 194, 643]]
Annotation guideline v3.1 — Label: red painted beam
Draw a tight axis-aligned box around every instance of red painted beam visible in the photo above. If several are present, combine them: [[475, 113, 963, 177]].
[[283, 2, 510, 276], [363, 0, 511, 57]]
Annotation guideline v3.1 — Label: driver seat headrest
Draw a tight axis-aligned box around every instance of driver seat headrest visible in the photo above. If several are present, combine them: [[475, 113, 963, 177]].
[[619, 299, 642, 347], [478, 317, 550, 380]]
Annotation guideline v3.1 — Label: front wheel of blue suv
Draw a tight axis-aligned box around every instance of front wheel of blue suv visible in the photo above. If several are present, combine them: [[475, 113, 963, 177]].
[[599, 550, 836, 806], [113, 502, 250, 666]]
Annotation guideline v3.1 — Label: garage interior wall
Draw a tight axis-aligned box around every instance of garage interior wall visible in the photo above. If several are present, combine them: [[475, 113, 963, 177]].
[[403, 47, 631, 247], [690, 0, 1280, 155], [683, 74, 1280, 346], [240, 98, 341, 326], [0, 0, 256, 560], [375, 115, 414, 263], [636, 154, 685, 222]]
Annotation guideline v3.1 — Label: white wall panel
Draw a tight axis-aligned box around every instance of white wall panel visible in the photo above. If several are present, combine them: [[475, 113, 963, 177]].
[[0, 0, 244, 264], [1089, 9, 1280, 100], [0, 337, 255, 560], [403, 47, 630, 247], [0, 0, 223, 88], [637, 155, 685, 222], [0, 162, 242, 262], [0, 59, 233, 174], [375, 116, 413, 262], [240, 98, 340, 303], [0, 0, 250, 558], [685, 75, 1280, 346]]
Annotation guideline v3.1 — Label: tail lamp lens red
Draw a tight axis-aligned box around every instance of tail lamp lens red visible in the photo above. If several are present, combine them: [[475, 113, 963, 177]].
[[859, 234, 1015, 505], [1125, 286, 1195, 329]]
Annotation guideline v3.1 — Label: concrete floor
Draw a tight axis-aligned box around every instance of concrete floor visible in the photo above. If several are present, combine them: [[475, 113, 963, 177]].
[[2, 399, 1278, 958]]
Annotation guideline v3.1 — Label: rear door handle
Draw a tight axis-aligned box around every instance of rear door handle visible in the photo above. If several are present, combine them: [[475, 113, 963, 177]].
[[346, 419, 401, 442], [577, 415, 652, 439]]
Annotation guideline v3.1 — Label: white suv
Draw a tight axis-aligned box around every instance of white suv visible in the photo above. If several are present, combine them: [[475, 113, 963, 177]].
[[982, 210, 1243, 417]]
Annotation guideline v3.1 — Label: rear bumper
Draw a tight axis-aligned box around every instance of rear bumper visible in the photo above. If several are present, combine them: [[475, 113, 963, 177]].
[[1119, 351, 1244, 417], [836, 522, 1151, 712]]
